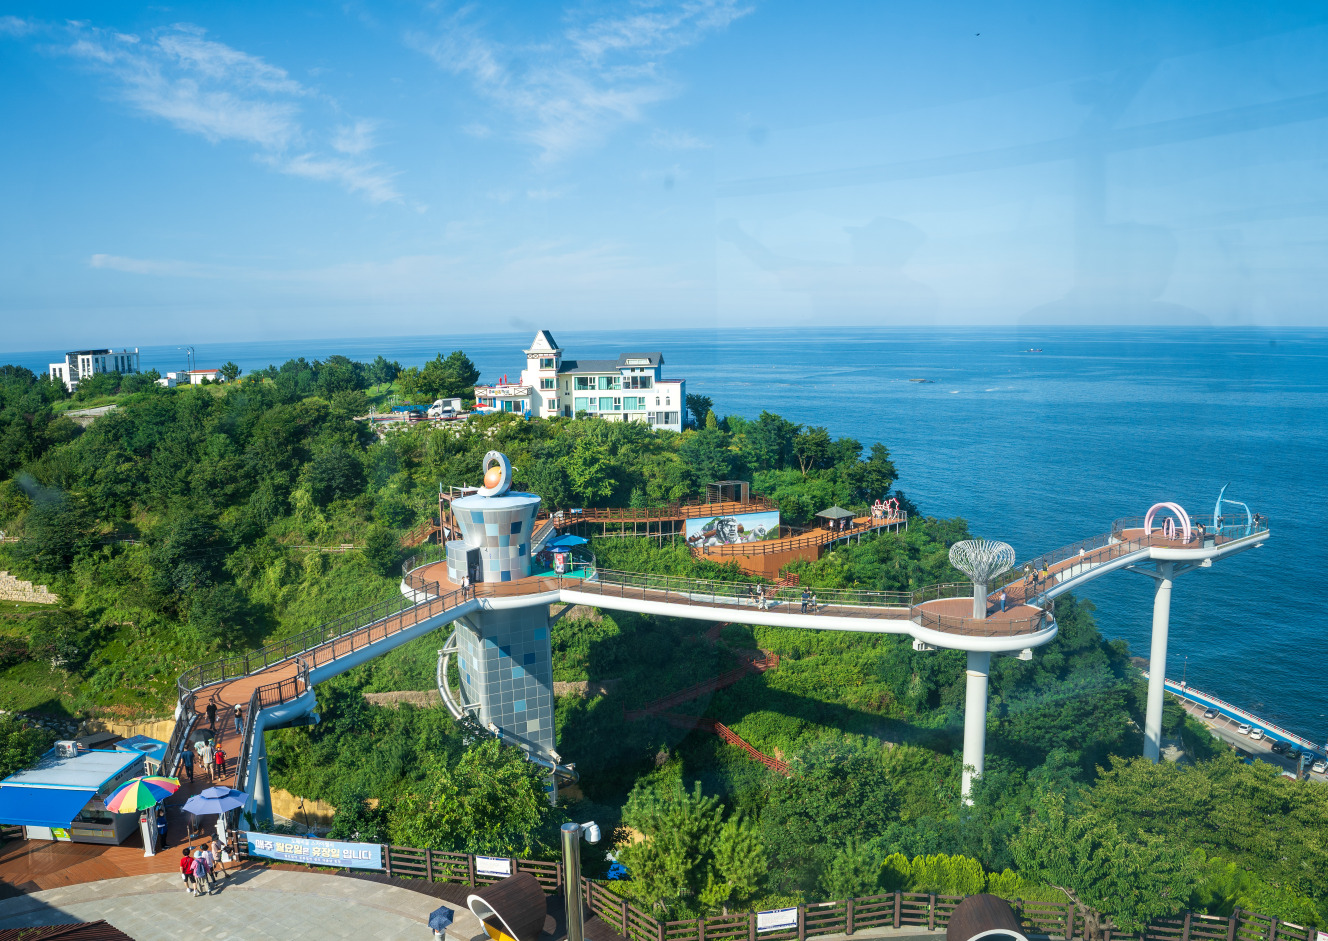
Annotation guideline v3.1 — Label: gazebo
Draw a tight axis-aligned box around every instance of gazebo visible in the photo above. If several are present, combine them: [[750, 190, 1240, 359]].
[[815, 506, 855, 530]]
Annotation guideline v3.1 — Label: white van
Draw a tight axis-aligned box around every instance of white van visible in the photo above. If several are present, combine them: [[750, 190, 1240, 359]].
[[427, 398, 463, 419]]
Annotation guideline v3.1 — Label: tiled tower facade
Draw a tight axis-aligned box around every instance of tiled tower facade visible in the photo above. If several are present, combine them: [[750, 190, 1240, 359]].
[[445, 457, 556, 761]]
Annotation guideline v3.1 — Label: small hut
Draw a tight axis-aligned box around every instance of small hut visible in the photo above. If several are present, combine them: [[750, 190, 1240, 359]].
[[815, 506, 855, 530]]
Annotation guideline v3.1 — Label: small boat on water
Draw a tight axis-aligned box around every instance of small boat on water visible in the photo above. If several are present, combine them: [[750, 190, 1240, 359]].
[[1023, 348, 1043, 353]]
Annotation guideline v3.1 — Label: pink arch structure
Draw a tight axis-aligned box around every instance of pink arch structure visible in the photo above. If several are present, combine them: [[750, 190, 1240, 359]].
[[1144, 502, 1192, 542]]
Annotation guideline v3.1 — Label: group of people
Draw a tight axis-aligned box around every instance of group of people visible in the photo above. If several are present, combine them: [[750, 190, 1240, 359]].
[[870, 497, 900, 522], [179, 839, 230, 897], [180, 700, 240, 784]]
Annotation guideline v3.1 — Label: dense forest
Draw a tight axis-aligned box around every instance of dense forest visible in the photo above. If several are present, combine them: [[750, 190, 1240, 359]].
[[0, 358, 1323, 931]]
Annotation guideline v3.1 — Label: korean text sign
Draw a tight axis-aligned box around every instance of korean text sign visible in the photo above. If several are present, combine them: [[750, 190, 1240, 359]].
[[245, 832, 382, 870]]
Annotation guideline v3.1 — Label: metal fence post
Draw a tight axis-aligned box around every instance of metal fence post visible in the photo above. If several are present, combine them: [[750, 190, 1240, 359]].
[[846, 898, 854, 936], [426, 848, 433, 882], [798, 905, 806, 941], [893, 892, 901, 929], [1227, 910, 1240, 941], [748, 912, 756, 941], [383, 845, 391, 876], [468, 854, 476, 887], [1183, 912, 1192, 941], [928, 894, 936, 931]]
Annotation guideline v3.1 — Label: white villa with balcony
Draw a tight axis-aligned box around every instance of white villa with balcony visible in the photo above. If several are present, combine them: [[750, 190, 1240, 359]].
[[48, 348, 140, 391], [474, 330, 685, 431]]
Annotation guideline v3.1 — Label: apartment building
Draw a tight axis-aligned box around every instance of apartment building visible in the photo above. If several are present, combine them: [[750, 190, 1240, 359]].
[[48, 349, 140, 391], [473, 330, 685, 431]]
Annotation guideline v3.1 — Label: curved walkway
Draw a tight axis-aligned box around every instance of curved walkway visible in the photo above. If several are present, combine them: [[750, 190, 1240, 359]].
[[0, 869, 477, 941]]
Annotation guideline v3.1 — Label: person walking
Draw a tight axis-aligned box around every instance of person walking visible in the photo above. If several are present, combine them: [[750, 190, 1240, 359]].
[[999, 589, 1007, 614], [233, 703, 244, 735], [211, 836, 230, 879], [192, 847, 211, 895], [180, 744, 194, 783], [198, 739, 215, 782], [200, 842, 218, 888], [180, 846, 198, 897], [800, 588, 810, 614], [206, 701, 217, 732], [461, 573, 471, 599], [212, 744, 227, 780], [756, 585, 765, 610]]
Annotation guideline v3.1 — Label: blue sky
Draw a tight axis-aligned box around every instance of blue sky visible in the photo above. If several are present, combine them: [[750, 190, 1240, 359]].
[[2, 1, 1327, 350]]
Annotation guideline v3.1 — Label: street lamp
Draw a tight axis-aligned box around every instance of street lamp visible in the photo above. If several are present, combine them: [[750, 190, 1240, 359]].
[[561, 820, 601, 941]]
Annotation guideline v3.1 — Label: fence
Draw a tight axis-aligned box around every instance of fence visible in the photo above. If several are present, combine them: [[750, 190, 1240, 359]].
[[226, 839, 1324, 941]]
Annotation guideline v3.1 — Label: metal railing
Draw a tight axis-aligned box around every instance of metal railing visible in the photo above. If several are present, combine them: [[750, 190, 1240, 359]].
[[696, 513, 908, 558], [230, 655, 310, 828]]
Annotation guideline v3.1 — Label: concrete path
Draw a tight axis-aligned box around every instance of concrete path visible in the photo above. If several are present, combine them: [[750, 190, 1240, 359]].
[[0, 869, 482, 941]]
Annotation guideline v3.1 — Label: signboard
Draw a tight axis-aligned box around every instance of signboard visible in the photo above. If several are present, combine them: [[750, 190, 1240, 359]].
[[244, 832, 381, 870], [685, 510, 780, 548], [757, 908, 799, 933], [475, 855, 512, 877], [1315, 931, 1327, 941]]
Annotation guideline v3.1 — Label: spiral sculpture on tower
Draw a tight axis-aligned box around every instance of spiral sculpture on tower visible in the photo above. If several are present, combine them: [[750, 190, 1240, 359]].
[[949, 539, 1016, 619]]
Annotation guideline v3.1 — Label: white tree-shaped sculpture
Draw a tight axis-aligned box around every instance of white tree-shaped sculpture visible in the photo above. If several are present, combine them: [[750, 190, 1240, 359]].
[[949, 539, 1016, 619]]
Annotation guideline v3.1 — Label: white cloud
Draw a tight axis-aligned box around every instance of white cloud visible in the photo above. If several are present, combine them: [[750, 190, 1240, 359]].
[[408, 0, 752, 162], [0, 15, 37, 36], [332, 119, 378, 155], [54, 22, 402, 203], [526, 186, 573, 201], [650, 127, 709, 150]]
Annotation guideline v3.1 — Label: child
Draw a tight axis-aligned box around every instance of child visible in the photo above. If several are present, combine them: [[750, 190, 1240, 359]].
[[180, 846, 197, 896]]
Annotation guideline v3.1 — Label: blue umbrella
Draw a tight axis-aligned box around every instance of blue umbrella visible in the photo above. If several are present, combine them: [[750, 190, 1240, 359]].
[[429, 906, 456, 931], [545, 534, 588, 549], [183, 785, 249, 815]]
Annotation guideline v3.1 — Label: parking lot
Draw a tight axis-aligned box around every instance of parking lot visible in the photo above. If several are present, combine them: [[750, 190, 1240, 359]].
[[1177, 698, 1327, 780]]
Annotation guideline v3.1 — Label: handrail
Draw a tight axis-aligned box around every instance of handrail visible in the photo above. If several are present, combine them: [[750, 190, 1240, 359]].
[[695, 513, 907, 557]]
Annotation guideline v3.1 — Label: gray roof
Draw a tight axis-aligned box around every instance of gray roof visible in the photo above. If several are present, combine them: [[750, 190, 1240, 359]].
[[816, 506, 855, 519], [527, 330, 560, 352], [2, 748, 140, 789], [557, 353, 664, 375]]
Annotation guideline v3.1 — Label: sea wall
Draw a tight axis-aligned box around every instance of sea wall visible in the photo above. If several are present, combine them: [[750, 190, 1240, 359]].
[[0, 571, 59, 605]]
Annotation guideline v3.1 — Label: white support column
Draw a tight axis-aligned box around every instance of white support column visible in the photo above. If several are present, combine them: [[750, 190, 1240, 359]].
[[252, 735, 274, 827], [961, 650, 991, 803], [1143, 561, 1174, 763], [972, 582, 988, 620]]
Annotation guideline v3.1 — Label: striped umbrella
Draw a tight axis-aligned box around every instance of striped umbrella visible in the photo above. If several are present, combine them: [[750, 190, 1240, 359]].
[[105, 776, 180, 813]]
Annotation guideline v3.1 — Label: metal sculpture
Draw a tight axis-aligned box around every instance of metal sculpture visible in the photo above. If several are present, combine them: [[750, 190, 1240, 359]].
[[949, 540, 1016, 618], [1143, 502, 1191, 542], [476, 451, 513, 497], [1213, 484, 1253, 537]]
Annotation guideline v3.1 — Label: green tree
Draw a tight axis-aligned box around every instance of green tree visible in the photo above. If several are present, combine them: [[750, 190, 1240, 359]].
[[305, 446, 366, 507], [220, 361, 241, 382], [686, 394, 713, 429], [562, 437, 617, 504], [28, 608, 93, 669], [328, 789, 390, 844], [618, 780, 764, 915], [13, 496, 94, 576], [793, 427, 832, 476], [368, 355, 402, 388], [742, 411, 801, 471], [0, 714, 55, 780], [678, 429, 736, 485], [416, 351, 481, 400], [1011, 790, 1202, 934], [148, 512, 227, 596], [388, 735, 557, 857], [822, 840, 880, 900], [847, 442, 898, 501], [363, 525, 401, 577]]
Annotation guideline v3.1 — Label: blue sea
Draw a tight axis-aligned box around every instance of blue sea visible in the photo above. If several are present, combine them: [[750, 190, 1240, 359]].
[[7, 328, 1326, 744]]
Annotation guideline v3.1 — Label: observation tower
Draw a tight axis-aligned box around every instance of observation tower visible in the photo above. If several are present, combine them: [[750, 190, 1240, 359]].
[[170, 451, 1270, 826]]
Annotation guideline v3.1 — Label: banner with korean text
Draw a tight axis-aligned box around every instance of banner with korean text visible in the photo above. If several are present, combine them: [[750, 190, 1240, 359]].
[[244, 832, 382, 870]]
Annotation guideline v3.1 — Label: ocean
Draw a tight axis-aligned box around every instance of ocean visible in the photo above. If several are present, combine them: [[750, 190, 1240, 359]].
[[6, 327, 1325, 743]]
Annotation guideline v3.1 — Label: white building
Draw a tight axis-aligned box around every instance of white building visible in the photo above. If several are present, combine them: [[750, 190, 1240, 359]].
[[48, 349, 140, 391], [474, 330, 685, 431]]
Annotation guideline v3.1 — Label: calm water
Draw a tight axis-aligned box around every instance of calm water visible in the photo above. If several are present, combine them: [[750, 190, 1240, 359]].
[[8, 328, 1326, 743]]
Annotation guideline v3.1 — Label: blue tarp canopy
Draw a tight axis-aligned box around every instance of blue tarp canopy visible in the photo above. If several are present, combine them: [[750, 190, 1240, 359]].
[[545, 534, 588, 549], [0, 786, 96, 828]]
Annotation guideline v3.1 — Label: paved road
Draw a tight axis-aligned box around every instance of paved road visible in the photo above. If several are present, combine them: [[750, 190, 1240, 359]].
[[0, 869, 481, 941], [1178, 699, 1327, 780]]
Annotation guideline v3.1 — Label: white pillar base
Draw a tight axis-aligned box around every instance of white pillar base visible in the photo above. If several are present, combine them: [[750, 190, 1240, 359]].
[[961, 650, 992, 803], [1143, 562, 1174, 763]]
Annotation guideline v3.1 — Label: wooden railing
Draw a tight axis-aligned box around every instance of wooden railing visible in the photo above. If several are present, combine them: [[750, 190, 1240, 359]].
[[695, 513, 907, 558], [230, 836, 1323, 941]]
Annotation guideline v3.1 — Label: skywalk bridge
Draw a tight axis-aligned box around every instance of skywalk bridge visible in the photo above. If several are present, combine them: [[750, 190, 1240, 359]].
[[162, 501, 1267, 823]]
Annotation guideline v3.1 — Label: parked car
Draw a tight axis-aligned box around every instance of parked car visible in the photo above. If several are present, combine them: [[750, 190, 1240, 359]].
[[1286, 746, 1302, 760], [1250, 728, 1265, 741], [1270, 741, 1288, 754], [1203, 707, 1218, 719], [1313, 758, 1327, 775], [1302, 752, 1321, 769], [1237, 723, 1252, 735]]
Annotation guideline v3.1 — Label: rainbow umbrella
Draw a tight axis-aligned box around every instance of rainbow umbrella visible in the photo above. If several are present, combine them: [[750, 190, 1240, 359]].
[[105, 776, 180, 814]]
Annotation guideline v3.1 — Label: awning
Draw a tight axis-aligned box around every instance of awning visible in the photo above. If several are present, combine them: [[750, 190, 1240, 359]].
[[0, 786, 97, 828], [544, 534, 588, 549]]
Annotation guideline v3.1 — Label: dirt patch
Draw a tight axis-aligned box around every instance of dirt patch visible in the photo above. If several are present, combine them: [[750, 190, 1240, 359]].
[[553, 679, 621, 699], [363, 690, 442, 708]]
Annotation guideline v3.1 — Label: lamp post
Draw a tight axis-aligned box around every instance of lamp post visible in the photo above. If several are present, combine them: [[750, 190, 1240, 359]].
[[560, 820, 601, 941]]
